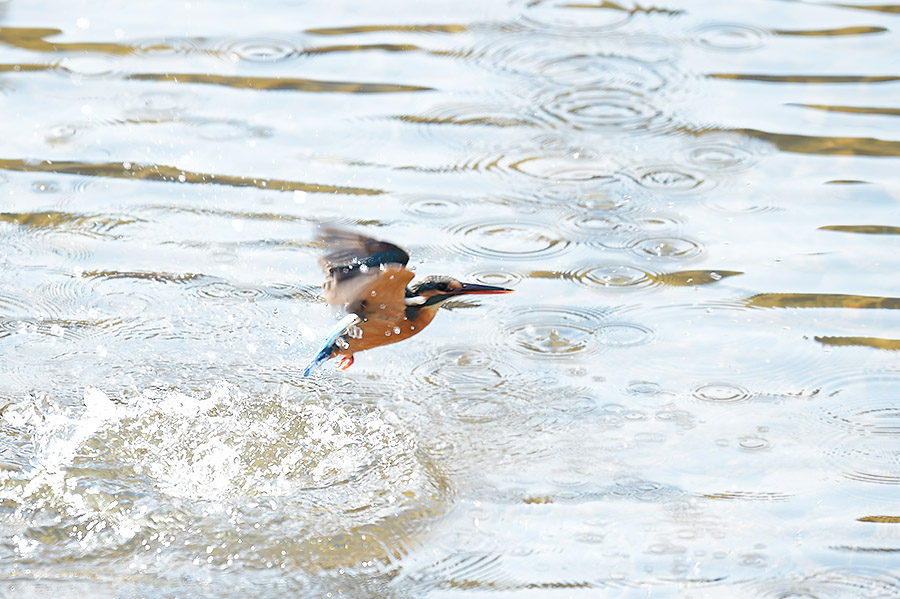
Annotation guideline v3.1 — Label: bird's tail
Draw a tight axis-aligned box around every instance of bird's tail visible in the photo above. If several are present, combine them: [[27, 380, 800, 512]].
[[302, 314, 361, 376], [302, 345, 333, 376]]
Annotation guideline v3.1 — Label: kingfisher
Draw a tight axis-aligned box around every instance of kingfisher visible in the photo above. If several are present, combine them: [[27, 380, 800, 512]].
[[302, 227, 513, 375]]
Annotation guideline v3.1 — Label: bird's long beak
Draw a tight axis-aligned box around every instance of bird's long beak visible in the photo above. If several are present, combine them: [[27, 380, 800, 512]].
[[452, 282, 515, 296]]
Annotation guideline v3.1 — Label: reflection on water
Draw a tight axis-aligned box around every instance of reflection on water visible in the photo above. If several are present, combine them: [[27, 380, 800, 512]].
[[1, 0, 900, 596]]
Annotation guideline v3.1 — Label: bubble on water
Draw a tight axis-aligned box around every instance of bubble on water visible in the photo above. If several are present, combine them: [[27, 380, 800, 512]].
[[31, 180, 60, 193], [46, 123, 80, 144], [738, 435, 771, 451]]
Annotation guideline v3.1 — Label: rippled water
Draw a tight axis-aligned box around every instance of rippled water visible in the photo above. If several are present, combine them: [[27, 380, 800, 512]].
[[1, 0, 899, 596]]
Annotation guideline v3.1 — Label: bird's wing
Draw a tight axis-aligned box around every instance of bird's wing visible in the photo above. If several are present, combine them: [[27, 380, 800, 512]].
[[356, 263, 416, 321], [317, 227, 414, 318]]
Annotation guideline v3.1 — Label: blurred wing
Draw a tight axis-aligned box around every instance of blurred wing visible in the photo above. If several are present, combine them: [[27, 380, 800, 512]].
[[317, 227, 412, 312]]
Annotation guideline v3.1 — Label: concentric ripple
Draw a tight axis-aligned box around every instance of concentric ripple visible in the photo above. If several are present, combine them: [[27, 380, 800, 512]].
[[540, 54, 668, 91], [448, 220, 571, 261], [575, 265, 654, 291], [819, 391, 900, 438], [814, 377, 900, 486], [411, 346, 519, 394], [693, 23, 771, 52], [692, 382, 754, 403], [595, 322, 654, 347], [209, 36, 302, 63], [747, 569, 900, 599], [630, 165, 708, 193], [824, 434, 900, 485], [395, 98, 557, 130], [510, 153, 622, 182], [627, 236, 704, 261], [542, 88, 666, 132], [521, 0, 632, 31], [466, 268, 525, 289], [190, 280, 268, 300], [45, 122, 80, 144], [498, 305, 609, 359], [680, 135, 759, 172], [401, 194, 467, 219]]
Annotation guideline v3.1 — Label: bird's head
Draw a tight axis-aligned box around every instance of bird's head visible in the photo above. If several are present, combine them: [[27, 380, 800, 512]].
[[405, 275, 513, 308]]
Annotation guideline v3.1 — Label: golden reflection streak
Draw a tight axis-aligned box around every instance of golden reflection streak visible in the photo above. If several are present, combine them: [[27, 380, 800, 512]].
[[831, 546, 900, 553], [746, 293, 900, 310], [709, 73, 900, 84], [83, 270, 205, 284], [828, 3, 900, 14], [0, 26, 135, 55], [0, 158, 383, 195], [703, 492, 793, 501], [819, 225, 900, 234], [0, 27, 433, 61], [773, 26, 888, 36], [305, 24, 467, 35], [0, 63, 51, 72], [859, 515, 900, 523], [731, 128, 900, 157], [560, 1, 684, 14], [394, 113, 540, 128], [129, 72, 432, 93], [304, 43, 423, 55], [815, 336, 900, 350], [790, 103, 900, 117], [655, 270, 742, 286], [0, 211, 139, 233], [527, 269, 740, 286]]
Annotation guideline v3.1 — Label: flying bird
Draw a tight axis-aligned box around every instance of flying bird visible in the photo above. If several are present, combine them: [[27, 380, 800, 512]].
[[303, 227, 513, 375]]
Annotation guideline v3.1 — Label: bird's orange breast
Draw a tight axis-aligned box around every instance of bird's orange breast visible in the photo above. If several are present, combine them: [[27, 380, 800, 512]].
[[334, 307, 439, 358]]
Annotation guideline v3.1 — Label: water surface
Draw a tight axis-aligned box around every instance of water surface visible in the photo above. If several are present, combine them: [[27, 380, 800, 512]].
[[1, 0, 900, 597]]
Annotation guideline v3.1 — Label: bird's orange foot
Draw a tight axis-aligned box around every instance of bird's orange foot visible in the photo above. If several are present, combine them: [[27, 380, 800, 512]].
[[338, 355, 354, 370]]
